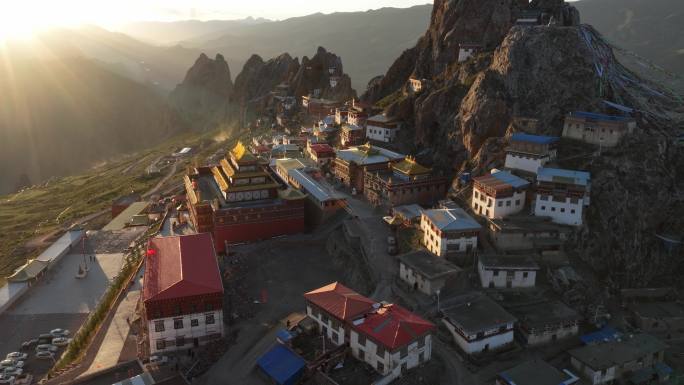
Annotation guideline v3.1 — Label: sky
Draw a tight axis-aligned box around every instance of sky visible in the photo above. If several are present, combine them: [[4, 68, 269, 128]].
[[0, 0, 431, 40]]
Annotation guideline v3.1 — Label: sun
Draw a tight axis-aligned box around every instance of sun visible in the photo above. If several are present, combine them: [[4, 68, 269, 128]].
[[0, 19, 40, 42]]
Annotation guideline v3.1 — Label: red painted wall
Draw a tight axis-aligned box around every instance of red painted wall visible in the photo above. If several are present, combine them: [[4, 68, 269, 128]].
[[212, 217, 305, 253]]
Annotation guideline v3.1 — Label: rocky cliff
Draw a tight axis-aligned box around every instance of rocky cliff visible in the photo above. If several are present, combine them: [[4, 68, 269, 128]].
[[290, 46, 356, 101], [364, 0, 684, 286], [169, 53, 233, 129], [231, 53, 300, 108]]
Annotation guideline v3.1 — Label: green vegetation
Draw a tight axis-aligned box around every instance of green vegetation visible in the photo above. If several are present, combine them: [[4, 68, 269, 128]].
[[397, 226, 422, 254], [0, 128, 237, 282]]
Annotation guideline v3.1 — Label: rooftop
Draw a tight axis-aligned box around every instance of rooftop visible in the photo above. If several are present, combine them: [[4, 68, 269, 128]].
[[342, 124, 363, 132], [510, 133, 559, 145], [474, 170, 530, 191], [498, 360, 574, 385], [441, 292, 517, 334], [397, 250, 462, 280], [422, 207, 482, 232], [309, 143, 335, 154], [392, 204, 424, 220], [275, 158, 307, 172], [102, 202, 149, 231], [257, 344, 305, 385], [230, 141, 257, 163], [354, 304, 435, 350], [289, 169, 342, 202], [569, 111, 634, 122], [478, 255, 540, 270], [537, 168, 591, 186], [509, 300, 579, 329], [392, 157, 431, 176], [569, 334, 667, 370], [487, 215, 572, 234], [143, 233, 223, 303], [304, 282, 375, 322], [335, 144, 405, 165]]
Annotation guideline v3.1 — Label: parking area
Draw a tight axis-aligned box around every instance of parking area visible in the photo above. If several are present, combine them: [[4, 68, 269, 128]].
[[0, 227, 146, 380]]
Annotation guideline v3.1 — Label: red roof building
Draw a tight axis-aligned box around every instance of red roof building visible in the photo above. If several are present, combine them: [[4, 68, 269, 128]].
[[353, 304, 435, 351], [143, 233, 224, 355], [304, 282, 375, 322]]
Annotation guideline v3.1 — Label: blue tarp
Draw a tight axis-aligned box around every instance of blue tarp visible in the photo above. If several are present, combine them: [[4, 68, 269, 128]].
[[510, 133, 559, 145], [276, 329, 294, 344], [257, 344, 306, 385], [580, 326, 621, 345]]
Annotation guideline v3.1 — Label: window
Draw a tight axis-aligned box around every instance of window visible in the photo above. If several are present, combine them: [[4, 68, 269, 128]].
[[560, 208, 565, 213], [206, 314, 215, 325], [357, 334, 366, 346], [551, 207, 556, 212], [377, 362, 385, 373], [497, 201, 503, 207], [400, 346, 408, 358], [176, 336, 185, 347], [571, 209, 576, 214], [417, 336, 425, 348], [523, 272, 529, 278], [506, 200, 511, 207], [156, 340, 166, 350], [377, 345, 386, 358], [154, 320, 165, 332], [515, 199, 521, 206], [191, 319, 199, 327], [174, 319, 184, 329]]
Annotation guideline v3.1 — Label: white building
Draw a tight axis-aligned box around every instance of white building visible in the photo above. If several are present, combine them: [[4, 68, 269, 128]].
[[504, 133, 559, 175], [477, 255, 540, 289], [441, 292, 517, 355], [472, 170, 530, 219], [143, 233, 225, 355], [562, 111, 637, 147], [397, 250, 462, 296], [421, 207, 482, 256], [568, 334, 668, 385], [350, 304, 434, 378], [366, 114, 401, 143], [534, 168, 591, 226], [304, 282, 376, 346], [458, 43, 483, 62], [510, 301, 580, 346], [408, 77, 423, 93]]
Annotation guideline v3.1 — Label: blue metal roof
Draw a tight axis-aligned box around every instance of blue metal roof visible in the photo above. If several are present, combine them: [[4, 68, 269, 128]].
[[423, 207, 482, 231], [580, 326, 621, 345], [491, 170, 530, 189], [538, 168, 591, 186], [510, 133, 559, 144], [276, 329, 294, 343], [570, 111, 632, 122], [257, 344, 306, 385]]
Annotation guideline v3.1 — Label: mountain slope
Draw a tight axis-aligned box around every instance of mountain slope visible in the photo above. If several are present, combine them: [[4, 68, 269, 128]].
[[138, 5, 433, 91], [119, 17, 272, 45], [0, 50, 185, 194], [364, 0, 684, 287]]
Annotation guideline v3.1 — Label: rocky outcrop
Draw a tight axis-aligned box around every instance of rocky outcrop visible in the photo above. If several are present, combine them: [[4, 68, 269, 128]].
[[169, 53, 233, 129], [363, 0, 683, 287], [231, 53, 300, 106], [290, 47, 356, 101]]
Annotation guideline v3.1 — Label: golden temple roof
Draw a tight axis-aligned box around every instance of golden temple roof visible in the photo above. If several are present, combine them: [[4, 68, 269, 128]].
[[393, 156, 431, 176], [230, 141, 257, 163]]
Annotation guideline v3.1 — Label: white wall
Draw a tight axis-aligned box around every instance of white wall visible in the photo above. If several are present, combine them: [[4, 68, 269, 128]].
[[533, 195, 584, 226], [420, 216, 478, 257], [504, 153, 550, 175], [477, 261, 537, 288], [523, 324, 578, 346], [148, 310, 223, 354], [350, 330, 432, 376], [306, 305, 346, 346], [442, 320, 514, 354], [472, 189, 526, 219], [366, 125, 399, 143], [399, 262, 436, 295], [458, 48, 477, 62]]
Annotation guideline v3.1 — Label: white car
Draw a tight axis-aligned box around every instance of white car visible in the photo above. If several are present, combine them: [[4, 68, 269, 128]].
[[149, 355, 168, 365], [0, 375, 15, 385], [50, 329, 69, 337], [0, 362, 21, 370], [35, 352, 54, 360], [35, 345, 57, 353], [1, 369, 21, 377], [4, 354, 26, 362], [51, 337, 70, 347]]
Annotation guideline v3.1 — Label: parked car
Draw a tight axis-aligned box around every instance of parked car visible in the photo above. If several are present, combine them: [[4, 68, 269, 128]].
[[0, 361, 21, 370], [0, 374, 15, 384], [2, 368, 21, 377], [50, 329, 69, 337], [37, 334, 53, 344], [51, 337, 70, 347], [20, 340, 37, 350], [35, 345, 57, 353], [4, 354, 26, 362], [35, 352, 54, 360], [149, 355, 168, 365]]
